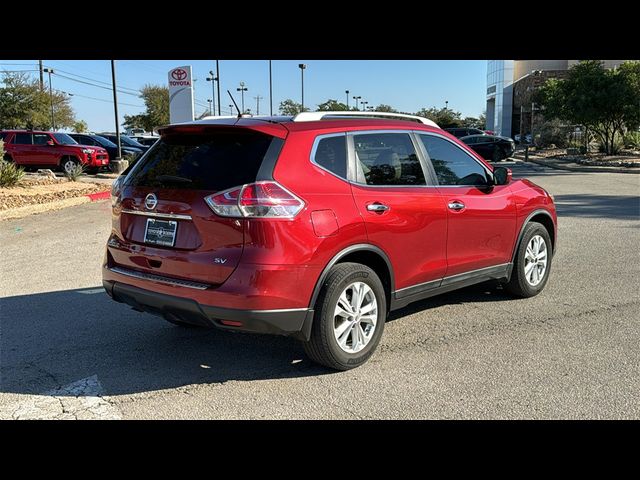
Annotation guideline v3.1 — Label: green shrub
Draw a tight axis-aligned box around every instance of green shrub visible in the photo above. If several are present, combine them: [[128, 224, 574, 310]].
[[624, 131, 640, 149], [0, 160, 26, 187], [65, 163, 85, 182], [598, 133, 624, 155], [536, 120, 570, 148]]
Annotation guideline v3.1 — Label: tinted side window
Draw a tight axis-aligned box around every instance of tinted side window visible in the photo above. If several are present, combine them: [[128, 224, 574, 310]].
[[33, 134, 51, 145], [313, 135, 347, 178], [13, 133, 32, 145], [419, 134, 489, 186], [353, 132, 426, 186]]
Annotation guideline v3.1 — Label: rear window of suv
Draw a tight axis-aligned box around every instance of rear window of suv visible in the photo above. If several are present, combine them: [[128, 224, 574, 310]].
[[125, 130, 283, 191]]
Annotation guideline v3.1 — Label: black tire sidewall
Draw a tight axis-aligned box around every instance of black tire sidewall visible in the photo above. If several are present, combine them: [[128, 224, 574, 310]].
[[318, 266, 386, 369], [514, 223, 553, 296]]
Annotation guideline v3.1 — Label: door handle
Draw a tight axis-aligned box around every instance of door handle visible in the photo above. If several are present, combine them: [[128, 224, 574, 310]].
[[367, 203, 390, 213], [448, 201, 465, 211]]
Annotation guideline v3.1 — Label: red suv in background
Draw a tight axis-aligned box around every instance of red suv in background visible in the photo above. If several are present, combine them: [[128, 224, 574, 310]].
[[103, 112, 557, 370], [1, 130, 110, 174]]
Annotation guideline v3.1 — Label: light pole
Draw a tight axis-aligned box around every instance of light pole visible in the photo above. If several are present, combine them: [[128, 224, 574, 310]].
[[206, 71, 217, 116], [298, 63, 307, 111], [207, 99, 213, 115], [237, 82, 248, 114], [366, 106, 375, 111], [110, 61, 122, 160], [345, 90, 350, 109], [445, 100, 449, 110], [216, 60, 221, 116], [353, 95, 361, 111], [361, 101, 368, 112], [229, 104, 234, 115], [269, 60, 273, 116], [43, 68, 55, 130]]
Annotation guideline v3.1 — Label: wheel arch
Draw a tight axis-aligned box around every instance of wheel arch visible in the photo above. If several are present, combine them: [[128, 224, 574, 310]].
[[307, 244, 394, 313], [512, 209, 556, 263]]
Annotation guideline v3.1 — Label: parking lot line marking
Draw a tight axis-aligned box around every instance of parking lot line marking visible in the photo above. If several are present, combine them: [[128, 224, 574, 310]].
[[77, 288, 105, 295], [0, 375, 122, 420]]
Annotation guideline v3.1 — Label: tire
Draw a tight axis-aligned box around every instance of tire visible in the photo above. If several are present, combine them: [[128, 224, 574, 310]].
[[60, 157, 79, 175], [492, 146, 504, 162], [504, 222, 553, 298], [303, 262, 386, 370]]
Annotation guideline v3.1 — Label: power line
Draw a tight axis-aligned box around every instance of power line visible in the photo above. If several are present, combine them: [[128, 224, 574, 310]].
[[66, 91, 145, 108], [52, 72, 141, 98], [48, 67, 141, 94]]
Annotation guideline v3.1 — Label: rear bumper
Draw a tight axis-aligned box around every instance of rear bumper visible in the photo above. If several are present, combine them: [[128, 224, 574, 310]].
[[103, 280, 314, 341]]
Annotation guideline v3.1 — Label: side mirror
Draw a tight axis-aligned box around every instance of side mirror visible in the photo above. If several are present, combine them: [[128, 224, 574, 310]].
[[46, 140, 54, 146], [493, 166, 512, 185]]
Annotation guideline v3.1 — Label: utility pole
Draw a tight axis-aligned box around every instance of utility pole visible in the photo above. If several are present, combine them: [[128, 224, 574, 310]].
[[254, 95, 263, 115], [43, 68, 55, 130], [110, 61, 122, 160], [38, 60, 44, 91], [269, 60, 273, 116], [353, 95, 361, 111], [531, 102, 536, 147], [216, 60, 221, 116], [345, 90, 350, 109]]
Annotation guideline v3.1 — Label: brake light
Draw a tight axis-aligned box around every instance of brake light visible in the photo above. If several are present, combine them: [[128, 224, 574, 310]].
[[205, 181, 305, 219]]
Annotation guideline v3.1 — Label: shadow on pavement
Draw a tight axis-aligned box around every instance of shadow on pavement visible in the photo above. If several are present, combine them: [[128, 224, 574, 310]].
[[1, 282, 514, 396], [554, 194, 640, 220]]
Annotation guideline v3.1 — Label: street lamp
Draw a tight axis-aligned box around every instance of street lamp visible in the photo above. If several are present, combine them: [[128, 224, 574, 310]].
[[206, 71, 218, 116], [353, 95, 361, 111], [366, 106, 375, 111], [207, 99, 213, 115], [236, 82, 248, 114], [229, 104, 234, 115], [361, 101, 368, 112], [445, 100, 449, 110], [43, 68, 55, 130], [298, 64, 307, 111], [345, 90, 350, 109]]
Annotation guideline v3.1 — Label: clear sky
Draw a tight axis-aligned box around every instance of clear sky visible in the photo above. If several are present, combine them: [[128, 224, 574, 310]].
[[1, 60, 487, 132]]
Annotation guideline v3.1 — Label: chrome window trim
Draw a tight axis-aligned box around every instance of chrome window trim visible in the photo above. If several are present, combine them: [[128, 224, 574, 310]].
[[416, 131, 495, 187], [347, 129, 432, 188], [309, 132, 349, 181], [121, 209, 192, 221]]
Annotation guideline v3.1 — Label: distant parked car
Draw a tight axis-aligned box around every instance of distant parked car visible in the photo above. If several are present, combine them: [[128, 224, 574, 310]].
[[460, 134, 515, 162], [100, 134, 150, 153], [68, 133, 143, 162], [130, 135, 159, 147], [1, 129, 109, 174], [445, 127, 488, 138]]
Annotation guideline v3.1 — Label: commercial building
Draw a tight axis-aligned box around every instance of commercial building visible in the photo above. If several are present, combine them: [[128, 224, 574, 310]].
[[485, 60, 629, 138]]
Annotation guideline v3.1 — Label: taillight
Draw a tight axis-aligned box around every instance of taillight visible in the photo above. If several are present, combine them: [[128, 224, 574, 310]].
[[205, 181, 304, 219]]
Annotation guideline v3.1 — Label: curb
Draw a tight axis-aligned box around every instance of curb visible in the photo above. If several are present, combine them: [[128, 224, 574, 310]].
[[86, 191, 111, 201], [513, 155, 640, 174]]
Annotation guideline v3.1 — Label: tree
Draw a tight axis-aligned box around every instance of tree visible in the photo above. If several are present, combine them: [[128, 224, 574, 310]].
[[415, 107, 463, 129], [374, 104, 398, 113], [461, 113, 486, 129], [0, 72, 75, 130], [279, 99, 307, 115], [72, 120, 88, 133], [317, 99, 349, 111], [535, 60, 640, 154], [123, 84, 169, 132]]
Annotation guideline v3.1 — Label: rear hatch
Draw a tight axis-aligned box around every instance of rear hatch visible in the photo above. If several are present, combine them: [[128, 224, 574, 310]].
[[110, 121, 287, 286]]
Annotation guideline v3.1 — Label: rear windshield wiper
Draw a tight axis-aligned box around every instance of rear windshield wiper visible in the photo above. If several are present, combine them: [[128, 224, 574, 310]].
[[155, 174, 193, 184]]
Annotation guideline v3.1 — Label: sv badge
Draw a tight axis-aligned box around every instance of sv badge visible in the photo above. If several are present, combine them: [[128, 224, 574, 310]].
[[214, 258, 228, 264]]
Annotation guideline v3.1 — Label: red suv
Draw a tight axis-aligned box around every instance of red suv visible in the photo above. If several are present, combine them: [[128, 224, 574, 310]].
[[103, 112, 557, 370], [1, 130, 110, 174]]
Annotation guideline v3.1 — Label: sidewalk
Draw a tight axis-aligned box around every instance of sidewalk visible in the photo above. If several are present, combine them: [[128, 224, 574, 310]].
[[512, 152, 640, 174]]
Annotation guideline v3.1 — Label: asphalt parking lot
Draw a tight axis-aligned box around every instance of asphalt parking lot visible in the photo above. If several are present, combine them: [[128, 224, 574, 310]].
[[1, 160, 639, 419]]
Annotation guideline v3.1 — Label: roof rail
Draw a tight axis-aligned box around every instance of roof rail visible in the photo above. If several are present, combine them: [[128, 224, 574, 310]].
[[293, 111, 440, 128]]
